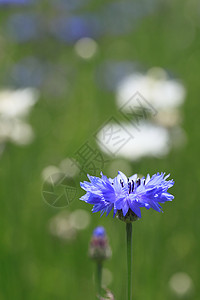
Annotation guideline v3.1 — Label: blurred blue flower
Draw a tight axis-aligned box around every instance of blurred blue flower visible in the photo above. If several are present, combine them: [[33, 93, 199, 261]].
[[80, 171, 174, 219], [89, 226, 111, 261], [50, 15, 101, 44], [0, 0, 31, 4], [9, 57, 46, 88], [5, 13, 40, 42], [93, 226, 106, 238]]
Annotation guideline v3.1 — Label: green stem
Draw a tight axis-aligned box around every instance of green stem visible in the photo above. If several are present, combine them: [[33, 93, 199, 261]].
[[96, 261, 102, 298], [126, 223, 132, 300]]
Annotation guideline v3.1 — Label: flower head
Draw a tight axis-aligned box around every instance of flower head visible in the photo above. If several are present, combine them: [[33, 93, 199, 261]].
[[89, 226, 111, 261], [93, 226, 106, 238], [80, 171, 174, 221]]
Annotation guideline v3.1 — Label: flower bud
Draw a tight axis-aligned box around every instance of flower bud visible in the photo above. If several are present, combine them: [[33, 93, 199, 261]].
[[89, 226, 111, 262]]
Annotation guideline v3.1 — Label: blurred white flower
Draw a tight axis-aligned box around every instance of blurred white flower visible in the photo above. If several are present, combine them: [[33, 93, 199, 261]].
[[169, 272, 194, 297], [0, 88, 39, 118], [106, 67, 187, 160], [116, 67, 186, 112], [8, 119, 34, 145], [0, 118, 34, 145], [48, 211, 77, 242], [41, 165, 61, 183], [74, 37, 98, 60], [0, 88, 39, 148], [59, 157, 80, 177], [41, 158, 80, 183], [48, 209, 90, 242], [96, 121, 170, 160], [69, 209, 90, 230]]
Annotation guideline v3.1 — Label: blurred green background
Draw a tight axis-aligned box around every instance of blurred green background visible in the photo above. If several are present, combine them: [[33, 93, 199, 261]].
[[0, 0, 199, 299]]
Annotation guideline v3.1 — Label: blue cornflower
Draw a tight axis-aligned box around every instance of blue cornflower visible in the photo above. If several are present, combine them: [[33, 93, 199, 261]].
[[89, 226, 111, 261], [80, 171, 174, 220], [93, 226, 106, 238]]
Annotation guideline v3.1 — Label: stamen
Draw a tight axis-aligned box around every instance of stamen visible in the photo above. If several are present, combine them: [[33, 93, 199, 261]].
[[137, 178, 141, 187], [132, 180, 134, 192], [128, 182, 131, 194]]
